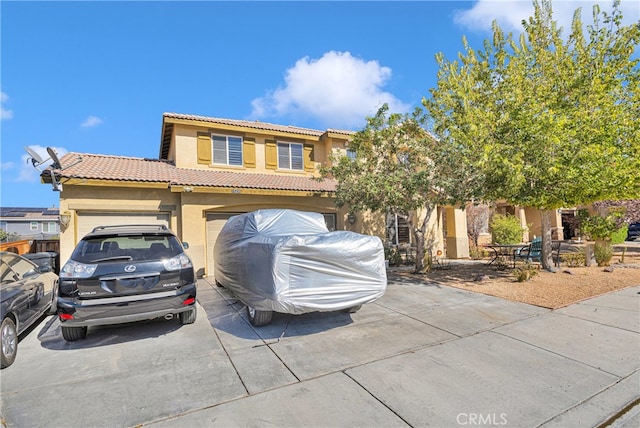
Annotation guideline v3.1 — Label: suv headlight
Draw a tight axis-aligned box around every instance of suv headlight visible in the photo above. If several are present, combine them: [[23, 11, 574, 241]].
[[60, 261, 98, 278], [162, 253, 192, 271]]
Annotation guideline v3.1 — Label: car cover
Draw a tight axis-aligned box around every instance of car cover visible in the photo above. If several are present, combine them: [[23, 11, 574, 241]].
[[213, 209, 387, 314]]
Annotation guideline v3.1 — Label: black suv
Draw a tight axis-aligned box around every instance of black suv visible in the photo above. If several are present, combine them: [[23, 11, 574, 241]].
[[627, 223, 640, 241], [57, 225, 197, 341]]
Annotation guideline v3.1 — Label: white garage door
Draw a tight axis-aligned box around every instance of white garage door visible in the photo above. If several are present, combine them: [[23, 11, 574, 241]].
[[77, 212, 170, 241], [205, 213, 238, 278]]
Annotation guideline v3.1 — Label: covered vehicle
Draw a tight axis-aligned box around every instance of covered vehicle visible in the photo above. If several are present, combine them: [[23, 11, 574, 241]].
[[214, 209, 387, 326], [1, 251, 58, 368]]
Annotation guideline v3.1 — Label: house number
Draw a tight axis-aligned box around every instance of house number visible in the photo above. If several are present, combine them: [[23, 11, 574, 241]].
[[231, 189, 241, 194]]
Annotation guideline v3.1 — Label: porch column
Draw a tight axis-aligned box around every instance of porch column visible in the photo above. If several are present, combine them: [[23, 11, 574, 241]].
[[517, 206, 529, 242], [551, 209, 564, 240], [445, 207, 470, 259]]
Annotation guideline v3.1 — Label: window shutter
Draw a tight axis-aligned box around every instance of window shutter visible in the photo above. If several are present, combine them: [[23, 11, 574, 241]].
[[197, 133, 211, 164], [265, 140, 277, 169], [243, 138, 256, 168], [304, 144, 315, 172]]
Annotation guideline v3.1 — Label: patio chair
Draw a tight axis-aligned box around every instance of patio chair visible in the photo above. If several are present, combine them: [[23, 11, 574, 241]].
[[515, 237, 542, 263]]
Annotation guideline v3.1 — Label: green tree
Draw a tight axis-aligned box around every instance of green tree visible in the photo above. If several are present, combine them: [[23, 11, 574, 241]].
[[424, 0, 639, 270], [319, 104, 468, 273]]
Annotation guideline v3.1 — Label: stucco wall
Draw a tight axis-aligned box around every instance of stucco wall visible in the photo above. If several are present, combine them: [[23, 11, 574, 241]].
[[57, 183, 379, 277], [170, 124, 341, 177], [57, 185, 180, 265], [177, 191, 348, 276]]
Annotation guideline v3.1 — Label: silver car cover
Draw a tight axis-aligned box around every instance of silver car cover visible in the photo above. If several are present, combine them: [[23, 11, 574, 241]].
[[213, 209, 387, 314]]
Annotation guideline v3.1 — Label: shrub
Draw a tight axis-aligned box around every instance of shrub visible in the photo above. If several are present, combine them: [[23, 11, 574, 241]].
[[491, 214, 524, 244], [610, 225, 628, 245], [514, 262, 539, 282], [469, 245, 488, 260], [561, 252, 586, 267], [385, 247, 403, 267], [594, 241, 613, 267], [422, 253, 433, 273], [577, 208, 625, 241]]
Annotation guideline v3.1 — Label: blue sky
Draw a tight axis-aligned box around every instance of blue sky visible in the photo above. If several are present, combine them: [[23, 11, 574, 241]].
[[1, 0, 638, 208]]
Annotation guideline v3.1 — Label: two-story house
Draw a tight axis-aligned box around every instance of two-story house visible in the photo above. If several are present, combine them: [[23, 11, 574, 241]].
[[0, 207, 60, 240], [45, 112, 470, 277]]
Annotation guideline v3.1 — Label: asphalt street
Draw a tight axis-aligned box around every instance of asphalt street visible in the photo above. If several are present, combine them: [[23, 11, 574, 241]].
[[1, 274, 638, 427]]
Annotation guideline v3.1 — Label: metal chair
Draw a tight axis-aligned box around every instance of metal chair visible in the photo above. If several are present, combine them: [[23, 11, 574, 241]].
[[515, 237, 542, 263]]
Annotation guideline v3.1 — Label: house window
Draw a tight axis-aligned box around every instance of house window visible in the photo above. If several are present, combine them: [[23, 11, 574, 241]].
[[346, 149, 357, 160], [0, 221, 6, 231], [30, 222, 38, 231], [322, 214, 336, 231], [43, 222, 57, 233], [277, 142, 303, 170], [212, 135, 243, 166], [386, 212, 411, 246]]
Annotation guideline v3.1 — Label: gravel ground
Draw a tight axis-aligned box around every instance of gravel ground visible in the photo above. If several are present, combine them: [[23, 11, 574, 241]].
[[394, 250, 640, 309]]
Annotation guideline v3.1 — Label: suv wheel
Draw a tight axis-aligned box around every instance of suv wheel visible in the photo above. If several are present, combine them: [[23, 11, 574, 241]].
[[179, 308, 197, 325], [343, 305, 362, 313], [61, 326, 87, 342], [246, 306, 273, 326], [1, 317, 18, 368]]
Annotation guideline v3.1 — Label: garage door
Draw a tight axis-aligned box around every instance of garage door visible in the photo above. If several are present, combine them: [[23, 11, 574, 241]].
[[206, 213, 238, 278], [77, 212, 170, 241]]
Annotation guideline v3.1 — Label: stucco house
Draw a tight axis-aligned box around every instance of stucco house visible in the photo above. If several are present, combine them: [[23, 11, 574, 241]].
[[44, 113, 470, 277]]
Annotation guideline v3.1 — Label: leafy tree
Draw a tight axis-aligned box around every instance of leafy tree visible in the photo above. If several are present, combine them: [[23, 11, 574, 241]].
[[319, 104, 468, 273], [424, 0, 639, 270]]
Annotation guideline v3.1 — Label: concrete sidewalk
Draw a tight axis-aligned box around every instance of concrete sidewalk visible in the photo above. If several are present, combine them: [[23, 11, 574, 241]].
[[1, 276, 638, 427]]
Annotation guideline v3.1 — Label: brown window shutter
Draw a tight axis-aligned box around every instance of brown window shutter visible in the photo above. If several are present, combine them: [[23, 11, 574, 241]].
[[265, 140, 277, 169], [304, 144, 315, 172], [243, 138, 256, 168], [197, 133, 211, 164]]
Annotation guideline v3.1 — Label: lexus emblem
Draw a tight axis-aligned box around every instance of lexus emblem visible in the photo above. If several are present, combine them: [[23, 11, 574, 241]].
[[124, 265, 137, 273]]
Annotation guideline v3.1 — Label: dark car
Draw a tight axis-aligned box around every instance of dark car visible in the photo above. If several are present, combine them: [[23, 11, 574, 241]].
[[1, 251, 58, 368], [57, 224, 197, 341], [627, 223, 640, 242]]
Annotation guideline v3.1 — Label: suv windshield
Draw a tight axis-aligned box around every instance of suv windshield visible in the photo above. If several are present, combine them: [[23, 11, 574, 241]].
[[71, 234, 183, 263]]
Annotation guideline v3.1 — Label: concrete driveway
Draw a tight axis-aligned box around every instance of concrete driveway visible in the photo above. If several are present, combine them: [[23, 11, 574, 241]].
[[1, 275, 638, 427]]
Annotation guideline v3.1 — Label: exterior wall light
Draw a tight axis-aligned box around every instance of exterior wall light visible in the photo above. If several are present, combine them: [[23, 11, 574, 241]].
[[347, 213, 357, 225], [59, 212, 71, 228]]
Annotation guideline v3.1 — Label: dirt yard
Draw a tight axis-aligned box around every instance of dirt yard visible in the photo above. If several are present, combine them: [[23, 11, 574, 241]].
[[393, 249, 640, 309]]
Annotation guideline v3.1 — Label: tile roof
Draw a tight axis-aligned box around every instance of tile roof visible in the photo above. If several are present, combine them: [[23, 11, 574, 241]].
[[163, 113, 328, 138], [47, 153, 337, 193]]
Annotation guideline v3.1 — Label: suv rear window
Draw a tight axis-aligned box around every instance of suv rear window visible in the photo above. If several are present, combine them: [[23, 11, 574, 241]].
[[71, 235, 183, 263]]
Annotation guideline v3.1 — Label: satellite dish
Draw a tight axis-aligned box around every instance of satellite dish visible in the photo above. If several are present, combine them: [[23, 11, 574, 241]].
[[46, 147, 62, 169], [23, 146, 81, 192], [24, 146, 49, 168]]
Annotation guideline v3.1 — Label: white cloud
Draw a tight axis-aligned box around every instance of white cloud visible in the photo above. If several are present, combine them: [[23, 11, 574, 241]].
[[18, 145, 68, 182], [1, 91, 14, 120], [81, 115, 103, 128], [250, 51, 410, 129], [454, 0, 639, 34]]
